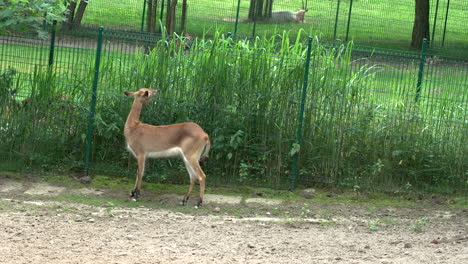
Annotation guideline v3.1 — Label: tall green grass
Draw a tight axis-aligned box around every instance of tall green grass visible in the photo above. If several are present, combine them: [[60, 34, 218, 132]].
[[0, 30, 466, 194]]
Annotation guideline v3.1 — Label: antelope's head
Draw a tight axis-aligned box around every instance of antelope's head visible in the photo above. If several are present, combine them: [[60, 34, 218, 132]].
[[124, 88, 157, 105]]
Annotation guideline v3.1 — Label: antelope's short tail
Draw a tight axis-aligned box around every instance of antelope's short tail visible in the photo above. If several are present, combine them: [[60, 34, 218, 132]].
[[199, 136, 211, 165]]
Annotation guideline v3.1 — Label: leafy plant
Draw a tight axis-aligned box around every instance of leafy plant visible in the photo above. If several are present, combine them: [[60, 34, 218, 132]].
[[410, 216, 429, 233], [0, 0, 68, 38], [367, 219, 379, 232]]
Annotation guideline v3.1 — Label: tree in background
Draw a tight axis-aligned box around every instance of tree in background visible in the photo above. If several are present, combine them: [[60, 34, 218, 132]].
[[164, 0, 188, 35], [181, 0, 188, 32], [146, 0, 159, 33], [248, 0, 274, 21], [0, 0, 67, 37], [165, 0, 177, 35], [65, 0, 88, 29], [410, 0, 430, 49]]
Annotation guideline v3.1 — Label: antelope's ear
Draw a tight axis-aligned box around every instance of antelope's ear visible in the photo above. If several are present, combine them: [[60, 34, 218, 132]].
[[143, 91, 149, 97], [124, 91, 132, 97]]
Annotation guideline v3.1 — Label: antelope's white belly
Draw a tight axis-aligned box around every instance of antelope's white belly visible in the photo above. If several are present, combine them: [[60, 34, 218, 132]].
[[146, 147, 183, 159]]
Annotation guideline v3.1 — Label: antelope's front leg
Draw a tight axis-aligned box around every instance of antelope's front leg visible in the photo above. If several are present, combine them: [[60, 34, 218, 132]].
[[131, 188, 141, 200], [131, 158, 145, 200]]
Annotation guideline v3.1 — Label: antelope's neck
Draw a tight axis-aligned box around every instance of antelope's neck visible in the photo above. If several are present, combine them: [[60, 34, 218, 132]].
[[125, 99, 143, 128]]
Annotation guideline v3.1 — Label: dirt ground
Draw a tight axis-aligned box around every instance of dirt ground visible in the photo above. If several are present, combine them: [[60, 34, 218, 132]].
[[0, 177, 467, 264]]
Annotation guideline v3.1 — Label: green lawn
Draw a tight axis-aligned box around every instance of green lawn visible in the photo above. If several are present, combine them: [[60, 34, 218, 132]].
[[80, 0, 468, 54]]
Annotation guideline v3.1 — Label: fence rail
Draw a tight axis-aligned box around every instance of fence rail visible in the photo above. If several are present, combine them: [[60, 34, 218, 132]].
[[0, 25, 466, 195]]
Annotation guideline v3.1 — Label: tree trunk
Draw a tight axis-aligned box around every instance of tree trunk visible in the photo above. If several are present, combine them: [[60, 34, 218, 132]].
[[264, 0, 273, 18], [152, 0, 158, 31], [73, 0, 88, 25], [146, 0, 159, 33], [170, 0, 177, 34], [248, 0, 274, 21], [66, 0, 77, 24], [146, 0, 153, 32], [256, 0, 264, 18], [410, 0, 430, 49], [181, 0, 187, 32], [248, 0, 257, 20], [165, 0, 171, 34], [165, 0, 178, 35]]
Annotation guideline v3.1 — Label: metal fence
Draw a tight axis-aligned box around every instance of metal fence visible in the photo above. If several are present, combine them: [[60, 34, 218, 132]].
[[0, 25, 466, 195], [76, 0, 467, 54]]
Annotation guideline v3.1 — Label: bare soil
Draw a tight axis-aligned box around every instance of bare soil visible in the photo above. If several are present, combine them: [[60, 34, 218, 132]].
[[0, 177, 467, 264]]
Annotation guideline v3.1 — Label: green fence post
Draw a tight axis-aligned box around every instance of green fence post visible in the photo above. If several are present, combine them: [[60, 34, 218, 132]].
[[48, 20, 57, 67], [84, 27, 104, 177], [345, 0, 353, 42], [441, 0, 450, 47], [333, 0, 341, 40], [234, 0, 241, 39], [415, 38, 427, 103], [431, 0, 440, 46], [141, 0, 147, 31], [290, 36, 313, 191]]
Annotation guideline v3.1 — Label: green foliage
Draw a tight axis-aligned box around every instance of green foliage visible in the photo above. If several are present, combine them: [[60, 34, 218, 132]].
[[367, 219, 380, 231], [410, 216, 429, 233], [0, 0, 67, 37]]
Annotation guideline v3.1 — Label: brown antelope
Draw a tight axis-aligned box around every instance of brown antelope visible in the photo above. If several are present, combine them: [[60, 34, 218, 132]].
[[124, 88, 210, 207]]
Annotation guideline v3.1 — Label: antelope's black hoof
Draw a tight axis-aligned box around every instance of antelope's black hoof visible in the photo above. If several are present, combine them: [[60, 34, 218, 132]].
[[181, 196, 188, 206], [130, 189, 140, 200]]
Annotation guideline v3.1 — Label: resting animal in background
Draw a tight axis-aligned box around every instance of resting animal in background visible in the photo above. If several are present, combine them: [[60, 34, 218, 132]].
[[124, 88, 211, 207], [151, 33, 194, 55], [270, 10, 308, 23]]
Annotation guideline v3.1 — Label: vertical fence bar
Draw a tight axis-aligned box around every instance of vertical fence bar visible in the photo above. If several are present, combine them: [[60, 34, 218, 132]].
[[84, 27, 104, 177], [333, 0, 341, 40], [345, 0, 353, 42], [290, 36, 313, 191], [415, 38, 427, 102], [48, 20, 57, 67], [441, 0, 450, 47], [141, 0, 147, 31], [431, 0, 440, 46], [234, 0, 241, 39]]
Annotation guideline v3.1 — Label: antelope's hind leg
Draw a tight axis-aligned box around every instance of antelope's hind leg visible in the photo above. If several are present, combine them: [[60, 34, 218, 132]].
[[183, 157, 206, 207], [194, 163, 206, 207], [181, 155, 199, 206], [182, 177, 196, 206]]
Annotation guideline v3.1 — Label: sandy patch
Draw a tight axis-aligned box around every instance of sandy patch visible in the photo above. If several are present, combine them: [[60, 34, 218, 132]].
[[23, 183, 66, 196], [245, 197, 283, 206], [0, 181, 24, 193]]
